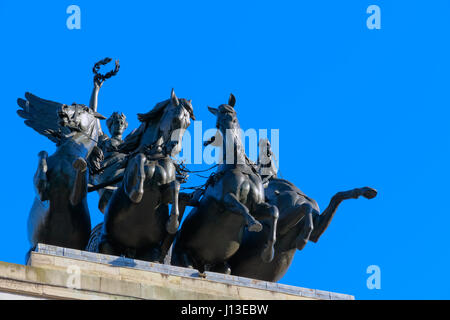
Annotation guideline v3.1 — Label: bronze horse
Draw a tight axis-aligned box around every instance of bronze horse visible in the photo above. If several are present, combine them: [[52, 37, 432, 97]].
[[97, 90, 195, 262], [228, 139, 378, 282], [17, 91, 106, 260], [171, 94, 279, 274]]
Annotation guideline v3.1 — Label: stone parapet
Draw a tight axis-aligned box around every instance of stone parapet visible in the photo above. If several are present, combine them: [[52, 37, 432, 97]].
[[0, 244, 354, 300]]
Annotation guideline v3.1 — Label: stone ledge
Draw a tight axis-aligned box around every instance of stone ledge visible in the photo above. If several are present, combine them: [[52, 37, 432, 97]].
[[30, 244, 354, 300], [0, 262, 138, 300], [0, 243, 354, 300]]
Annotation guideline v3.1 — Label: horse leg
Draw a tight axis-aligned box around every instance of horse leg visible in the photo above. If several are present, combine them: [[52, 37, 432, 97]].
[[273, 199, 315, 250], [179, 189, 202, 208], [277, 201, 316, 235], [33, 151, 48, 201], [160, 191, 192, 262], [124, 153, 146, 203], [137, 247, 161, 263], [223, 193, 262, 232], [171, 244, 195, 269], [253, 202, 279, 263], [166, 180, 180, 234], [295, 208, 314, 250], [159, 238, 173, 263], [70, 157, 88, 206], [205, 262, 231, 275], [309, 187, 377, 243], [98, 189, 113, 213], [98, 238, 121, 257]]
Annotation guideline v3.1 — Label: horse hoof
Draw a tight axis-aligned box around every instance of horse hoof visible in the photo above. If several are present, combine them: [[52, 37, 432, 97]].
[[248, 221, 263, 232], [213, 265, 231, 275], [166, 216, 179, 234], [128, 188, 144, 203], [261, 244, 275, 263], [72, 157, 87, 172], [296, 237, 308, 250], [361, 187, 378, 199], [224, 266, 231, 275]]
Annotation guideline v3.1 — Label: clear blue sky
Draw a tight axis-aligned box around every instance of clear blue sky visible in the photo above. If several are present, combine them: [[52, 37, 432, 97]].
[[0, 1, 449, 299]]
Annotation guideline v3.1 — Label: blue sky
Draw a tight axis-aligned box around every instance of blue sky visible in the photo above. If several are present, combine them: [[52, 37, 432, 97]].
[[0, 0, 449, 299]]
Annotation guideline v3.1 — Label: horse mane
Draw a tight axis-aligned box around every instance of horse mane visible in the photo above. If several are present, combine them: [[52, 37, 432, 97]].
[[128, 98, 195, 152], [138, 98, 195, 122], [137, 99, 171, 123]]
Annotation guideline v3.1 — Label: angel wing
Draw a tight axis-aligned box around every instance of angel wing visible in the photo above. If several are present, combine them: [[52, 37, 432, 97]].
[[17, 92, 69, 143]]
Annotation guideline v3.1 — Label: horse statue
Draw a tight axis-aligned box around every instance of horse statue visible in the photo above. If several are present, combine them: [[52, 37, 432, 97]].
[[94, 89, 195, 262], [228, 138, 378, 282], [171, 94, 279, 274], [17, 81, 108, 260]]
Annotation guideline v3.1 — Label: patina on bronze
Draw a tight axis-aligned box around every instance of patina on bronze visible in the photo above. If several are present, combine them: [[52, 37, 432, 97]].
[[96, 89, 195, 262], [87, 58, 125, 213], [17, 92, 108, 259], [17, 58, 120, 261], [228, 139, 378, 282], [171, 94, 279, 274], [90, 111, 129, 213], [17, 58, 378, 284]]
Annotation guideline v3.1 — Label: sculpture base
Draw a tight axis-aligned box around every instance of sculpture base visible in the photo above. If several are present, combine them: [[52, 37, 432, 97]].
[[0, 243, 354, 300]]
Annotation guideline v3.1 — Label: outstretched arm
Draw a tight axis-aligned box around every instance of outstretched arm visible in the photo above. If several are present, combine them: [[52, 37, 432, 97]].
[[90, 57, 119, 112], [89, 79, 104, 136], [89, 57, 120, 136], [89, 80, 102, 112]]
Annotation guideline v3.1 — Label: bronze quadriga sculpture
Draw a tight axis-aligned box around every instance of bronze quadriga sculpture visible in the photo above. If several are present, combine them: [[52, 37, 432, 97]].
[[171, 94, 279, 274], [228, 139, 377, 281], [18, 58, 378, 284], [96, 89, 195, 262], [92, 111, 129, 214]]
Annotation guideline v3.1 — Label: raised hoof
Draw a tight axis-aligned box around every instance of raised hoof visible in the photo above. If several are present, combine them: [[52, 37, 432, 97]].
[[128, 188, 144, 204], [72, 157, 87, 172], [166, 215, 180, 235], [361, 187, 378, 199], [296, 237, 308, 250], [261, 243, 275, 263], [247, 220, 263, 232]]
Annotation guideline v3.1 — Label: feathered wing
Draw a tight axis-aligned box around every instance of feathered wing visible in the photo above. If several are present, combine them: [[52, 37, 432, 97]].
[[17, 92, 68, 143]]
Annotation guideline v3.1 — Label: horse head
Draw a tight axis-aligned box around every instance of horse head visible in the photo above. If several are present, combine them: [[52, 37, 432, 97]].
[[58, 103, 106, 139], [207, 93, 238, 133], [206, 93, 246, 165], [137, 89, 195, 157]]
